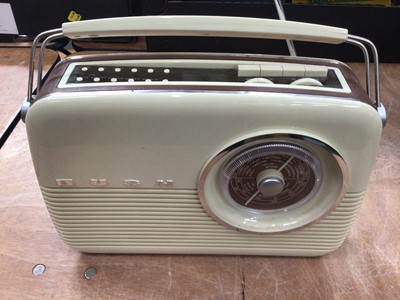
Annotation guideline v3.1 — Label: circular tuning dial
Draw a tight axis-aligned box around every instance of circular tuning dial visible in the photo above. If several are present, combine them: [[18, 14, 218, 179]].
[[199, 136, 348, 233], [220, 141, 323, 211]]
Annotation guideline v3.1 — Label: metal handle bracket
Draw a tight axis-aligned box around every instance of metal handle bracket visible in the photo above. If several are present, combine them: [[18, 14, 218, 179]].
[[24, 17, 385, 126]]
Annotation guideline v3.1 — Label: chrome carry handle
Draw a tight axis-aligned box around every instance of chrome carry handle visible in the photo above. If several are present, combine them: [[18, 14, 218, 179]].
[[61, 16, 349, 44], [26, 15, 384, 124], [27, 28, 62, 102]]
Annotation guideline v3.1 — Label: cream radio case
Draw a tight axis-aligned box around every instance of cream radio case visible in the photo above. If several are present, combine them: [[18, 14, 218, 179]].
[[23, 16, 386, 256]]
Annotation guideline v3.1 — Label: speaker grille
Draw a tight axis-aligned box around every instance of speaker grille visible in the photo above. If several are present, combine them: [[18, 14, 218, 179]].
[[41, 187, 364, 256]]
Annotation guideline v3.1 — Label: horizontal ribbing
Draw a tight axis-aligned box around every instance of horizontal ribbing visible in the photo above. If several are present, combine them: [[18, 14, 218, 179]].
[[41, 187, 364, 255]]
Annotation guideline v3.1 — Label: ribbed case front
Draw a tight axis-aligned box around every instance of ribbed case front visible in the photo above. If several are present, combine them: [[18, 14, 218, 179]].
[[41, 187, 364, 256]]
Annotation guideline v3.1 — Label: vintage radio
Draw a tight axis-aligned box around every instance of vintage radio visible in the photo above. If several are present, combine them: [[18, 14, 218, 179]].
[[23, 16, 386, 256]]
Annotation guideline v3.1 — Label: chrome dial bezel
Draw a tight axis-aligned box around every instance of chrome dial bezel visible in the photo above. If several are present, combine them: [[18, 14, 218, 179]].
[[198, 135, 348, 234]]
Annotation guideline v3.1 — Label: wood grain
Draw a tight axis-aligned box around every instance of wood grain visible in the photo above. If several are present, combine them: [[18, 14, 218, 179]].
[[0, 48, 399, 299]]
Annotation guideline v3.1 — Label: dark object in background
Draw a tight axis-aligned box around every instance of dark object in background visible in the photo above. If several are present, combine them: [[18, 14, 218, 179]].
[[3, 0, 139, 37], [141, 1, 400, 63], [3, 0, 399, 61]]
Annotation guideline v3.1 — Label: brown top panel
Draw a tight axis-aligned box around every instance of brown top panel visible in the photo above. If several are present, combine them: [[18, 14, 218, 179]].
[[35, 52, 374, 108]]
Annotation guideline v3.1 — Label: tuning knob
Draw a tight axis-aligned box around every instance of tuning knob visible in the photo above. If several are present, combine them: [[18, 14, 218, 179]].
[[291, 78, 323, 86], [256, 169, 285, 197]]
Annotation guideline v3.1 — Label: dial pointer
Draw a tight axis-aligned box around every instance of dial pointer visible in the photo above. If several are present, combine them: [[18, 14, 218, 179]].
[[278, 156, 294, 172], [245, 190, 260, 206]]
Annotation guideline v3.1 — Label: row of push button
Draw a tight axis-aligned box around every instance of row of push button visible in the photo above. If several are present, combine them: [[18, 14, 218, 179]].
[[80, 66, 171, 74], [238, 64, 328, 78]]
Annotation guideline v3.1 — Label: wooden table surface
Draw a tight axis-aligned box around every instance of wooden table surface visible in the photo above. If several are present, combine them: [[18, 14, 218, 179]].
[[0, 45, 399, 300]]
